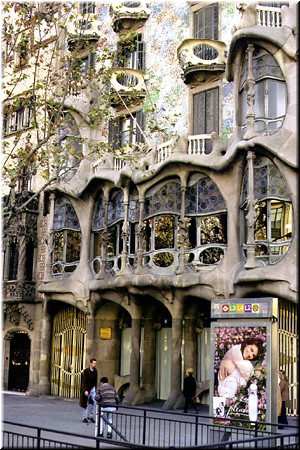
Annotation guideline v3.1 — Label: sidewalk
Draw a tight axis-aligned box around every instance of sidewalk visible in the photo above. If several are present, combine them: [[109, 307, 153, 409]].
[[2, 391, 298, 448]]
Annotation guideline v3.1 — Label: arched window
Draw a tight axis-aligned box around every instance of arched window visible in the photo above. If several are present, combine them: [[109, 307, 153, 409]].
[[143, 180, 182, 268], [107, 190, 125, 272], [25, 238, 35, 281], [185, 174, 227, 266], [239, 48, 287, 136], [53, 197, 81, 277], [240, 154, 293, 264]]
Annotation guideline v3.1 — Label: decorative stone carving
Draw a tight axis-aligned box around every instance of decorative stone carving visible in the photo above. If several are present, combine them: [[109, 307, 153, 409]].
[[3, 303, 34, 330]]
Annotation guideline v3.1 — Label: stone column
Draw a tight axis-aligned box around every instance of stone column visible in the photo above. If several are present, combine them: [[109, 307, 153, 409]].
[[135, 195, 146, 274], [120, 186, 130, 274], [17, 233, 26, 281], [244, 43, 256, 140], [164, 314, 184, 410], [37, 302, 52, 395], [183, 317, 197, 374], [44, 193, 55, 281], [245, 150, 257, 268], [123, 310, 143, 405], [176, 183, 187, 274], [98, 195, 109, 279], [142, 315, 156, 402]]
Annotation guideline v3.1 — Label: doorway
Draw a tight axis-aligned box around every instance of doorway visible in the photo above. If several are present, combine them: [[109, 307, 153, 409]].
[[8, 332, 30, 392]]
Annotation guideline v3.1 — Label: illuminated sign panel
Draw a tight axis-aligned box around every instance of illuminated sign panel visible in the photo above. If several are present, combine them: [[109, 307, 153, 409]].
[[211, 298, 277, 319]]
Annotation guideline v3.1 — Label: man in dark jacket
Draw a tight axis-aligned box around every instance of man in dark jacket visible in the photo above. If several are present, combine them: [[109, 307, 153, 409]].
[[79, 358, 98, 423], [183, 368, 199, 413]]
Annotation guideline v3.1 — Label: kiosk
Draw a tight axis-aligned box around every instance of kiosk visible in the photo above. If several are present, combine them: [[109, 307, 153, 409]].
[[210, 297, 278, 429]]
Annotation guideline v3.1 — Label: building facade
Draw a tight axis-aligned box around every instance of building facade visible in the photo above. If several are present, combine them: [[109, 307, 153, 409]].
[[2, 1, 298, 416]]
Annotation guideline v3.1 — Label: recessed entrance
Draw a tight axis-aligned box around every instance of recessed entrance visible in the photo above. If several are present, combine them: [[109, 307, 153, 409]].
[[8, 332, 30, 392]]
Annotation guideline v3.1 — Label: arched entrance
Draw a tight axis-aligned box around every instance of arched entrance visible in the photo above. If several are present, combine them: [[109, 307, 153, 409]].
[[8, 331, 30, 392], [50, 304, 87, 398]]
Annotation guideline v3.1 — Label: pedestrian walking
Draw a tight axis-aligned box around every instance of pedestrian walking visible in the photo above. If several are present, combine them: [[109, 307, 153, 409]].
[[79, 358, 98, 423], [183, 368, 199, 413], [95, 376, 120, 438], [278, 370, 289, 428]]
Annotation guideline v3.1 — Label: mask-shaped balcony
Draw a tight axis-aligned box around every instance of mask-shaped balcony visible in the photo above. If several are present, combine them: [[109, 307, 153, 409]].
[[177, 39, 227, 85], [110, 2, 151, 32], [67, 17, 101, 50], [110, 68, 147, 106]]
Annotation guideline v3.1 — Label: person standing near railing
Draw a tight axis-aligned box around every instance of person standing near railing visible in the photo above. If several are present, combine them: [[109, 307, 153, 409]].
[[79, 358, 98, 424], [96, 376, 120, 438], [278, 370, 289, 428], [183, 368, 199, 414]]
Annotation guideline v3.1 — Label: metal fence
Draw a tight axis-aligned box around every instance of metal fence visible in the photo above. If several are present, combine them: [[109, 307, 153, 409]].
[[2, 404, 299, 449]]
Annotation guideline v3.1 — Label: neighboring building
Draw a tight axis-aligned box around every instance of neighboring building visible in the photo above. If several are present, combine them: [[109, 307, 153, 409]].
[[2, 1, 298, 417]]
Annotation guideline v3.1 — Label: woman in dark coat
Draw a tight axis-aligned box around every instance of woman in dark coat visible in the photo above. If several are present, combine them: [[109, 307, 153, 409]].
[[80, 358, 98, 423]]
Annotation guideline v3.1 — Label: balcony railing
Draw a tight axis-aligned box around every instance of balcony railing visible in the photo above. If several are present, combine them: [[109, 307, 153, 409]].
[[188, 134, 211, 155], [110, 68, 147, 94], [156, 138, 176, 163], [256, 5, 282, 28], [178, 39, 227, 70]]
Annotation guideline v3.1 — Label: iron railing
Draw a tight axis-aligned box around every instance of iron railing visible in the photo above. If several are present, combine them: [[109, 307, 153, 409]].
[[3, 404, 299, 449]]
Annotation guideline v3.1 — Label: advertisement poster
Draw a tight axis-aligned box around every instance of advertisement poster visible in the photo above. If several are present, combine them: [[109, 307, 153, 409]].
[[213, 324, 267, 427]]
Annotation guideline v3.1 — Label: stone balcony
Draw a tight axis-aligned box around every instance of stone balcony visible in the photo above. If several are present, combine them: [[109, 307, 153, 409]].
[[110, 68, 147, 106], [109, 2, 151, 32], [177, 39, 227, 84], [66, 15, 101, 49]]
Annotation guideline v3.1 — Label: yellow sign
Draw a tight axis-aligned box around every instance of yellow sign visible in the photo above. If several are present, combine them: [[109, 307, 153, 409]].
[[100, 328, 111, 340]]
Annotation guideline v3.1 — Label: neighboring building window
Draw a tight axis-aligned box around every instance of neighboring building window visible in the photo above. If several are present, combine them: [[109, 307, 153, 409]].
[[8, 238, 19, 280], [185, 174, 227, 265], [239, 49, 286, 136], [53, 198, 81, 276], [25, 238, 34, 281], [108, 110, 145, 150], [193, 88, 219, 153], [194, 3, 218, 39], [58, 113, 83, 180], [18, 39, 29, 67], [116, 33, 145, 71], [240, 155, 293, 264], [3, 99, 33, 135], [80, 2, 95, 14]]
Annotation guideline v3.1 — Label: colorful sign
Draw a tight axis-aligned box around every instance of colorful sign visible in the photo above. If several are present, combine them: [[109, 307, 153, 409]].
[[211, 298, 277, 319]]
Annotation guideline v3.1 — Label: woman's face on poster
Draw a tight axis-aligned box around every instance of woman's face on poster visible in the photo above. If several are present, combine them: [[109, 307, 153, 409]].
[[243, 344, 259, 361]]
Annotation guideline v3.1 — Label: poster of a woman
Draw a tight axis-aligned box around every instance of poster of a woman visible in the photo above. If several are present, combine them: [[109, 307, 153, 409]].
[[213, 325, 267, 426]]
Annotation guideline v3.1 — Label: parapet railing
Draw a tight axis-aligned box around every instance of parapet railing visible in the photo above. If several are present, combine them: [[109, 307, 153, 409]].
[[3, 405, 298, 448]]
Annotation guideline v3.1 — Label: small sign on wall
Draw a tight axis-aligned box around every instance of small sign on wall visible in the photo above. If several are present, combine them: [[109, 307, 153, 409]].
[[100, 328, 111, 340]]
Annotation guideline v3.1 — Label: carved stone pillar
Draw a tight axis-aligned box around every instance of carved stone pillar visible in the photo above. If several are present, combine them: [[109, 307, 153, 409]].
[[135, 196, 146, 274], [244, 43, 256, 140], [98, 196, 109, 279], [17, 233, 26, 281], [44, 193, 55, 281], [120, 187, 130, 274], [142, 316, 156, 402], [37, 303, 52, 395], [123, 316, 143, 405], [245, 150, 257, 268], [176, 184, 187, 274], [164, 316, 184, 410]]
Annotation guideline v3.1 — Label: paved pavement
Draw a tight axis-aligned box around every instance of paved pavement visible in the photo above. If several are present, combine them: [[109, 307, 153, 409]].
[[1, 391, 299, 448]]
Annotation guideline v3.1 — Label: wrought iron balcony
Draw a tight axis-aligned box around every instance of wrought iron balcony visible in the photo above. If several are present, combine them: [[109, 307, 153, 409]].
[[66, 16, 101, 49], [177, 39, 227, 84], [110, 2, 151, 32], [110, 68, 147, 105]]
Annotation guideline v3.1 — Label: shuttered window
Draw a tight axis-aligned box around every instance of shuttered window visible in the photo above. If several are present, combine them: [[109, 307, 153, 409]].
[[194, 3, 218, 39], [117, 33, 145, 70], [193, 88, 219, 135], [108, 110, 145, 150]]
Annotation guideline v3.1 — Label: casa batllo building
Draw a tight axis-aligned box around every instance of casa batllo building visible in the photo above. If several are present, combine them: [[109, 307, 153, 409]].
[[2, 1, 298, 416]]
